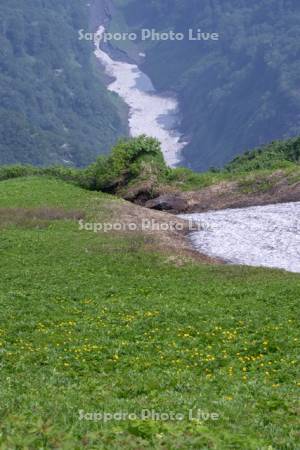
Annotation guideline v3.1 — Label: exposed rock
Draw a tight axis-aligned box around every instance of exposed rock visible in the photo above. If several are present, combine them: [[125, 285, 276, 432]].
[[124, 169, 300, 214], [145, 194, 188, 213], [122, 181, 159, 204], [181, 175, 300, 213]]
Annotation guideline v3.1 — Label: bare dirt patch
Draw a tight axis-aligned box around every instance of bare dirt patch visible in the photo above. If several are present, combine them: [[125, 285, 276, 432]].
[[0, 207, 85, 229], [97, 199, 220, 265], [138, 171, 300, 214], [182, 173, 300, 212]]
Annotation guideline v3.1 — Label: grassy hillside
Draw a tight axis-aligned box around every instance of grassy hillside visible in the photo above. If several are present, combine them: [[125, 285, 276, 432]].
[[225, 136, 300, 173], [0, 0, 126, 166], [167, 136, 300, 191], [0, 176, 299, 448]]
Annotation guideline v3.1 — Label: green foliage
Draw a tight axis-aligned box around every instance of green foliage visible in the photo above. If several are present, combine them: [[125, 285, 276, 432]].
[[225, 137, 300, 173], [0, 165, 40, 181], [88, 135, 168, 191], [0, 0, 125, 166], [0, 136, 168, 192], [166, 166, 227, 190], [166, 137, 300, 190], [1, 136, 300, 195], [0, 164, 88, 187], [0, 177, 299, 448]]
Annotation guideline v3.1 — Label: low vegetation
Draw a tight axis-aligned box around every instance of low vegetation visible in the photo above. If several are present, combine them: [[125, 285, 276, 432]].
[[224, 136, 300, 173], [0, 135, 299, 197], [0, 176, 299, 449]]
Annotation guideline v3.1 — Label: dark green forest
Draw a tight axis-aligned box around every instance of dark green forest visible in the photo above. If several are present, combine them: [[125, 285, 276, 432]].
[[0, 0, 125, 166], [114, 0, 300, 170]]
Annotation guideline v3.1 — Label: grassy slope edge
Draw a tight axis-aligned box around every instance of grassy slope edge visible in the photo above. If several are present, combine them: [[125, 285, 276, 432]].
[[0, 176, 299, 449]]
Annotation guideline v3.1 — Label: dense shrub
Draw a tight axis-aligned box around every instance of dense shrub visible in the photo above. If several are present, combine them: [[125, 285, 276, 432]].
[[0, 164, 85, 186], [0, 165, 41, 181], [225, 137, 300, 173], [87, 135, 168, 192]]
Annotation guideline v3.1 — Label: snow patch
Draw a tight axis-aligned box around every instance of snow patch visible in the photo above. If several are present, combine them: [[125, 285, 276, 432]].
[[180, 202, 300, 273]]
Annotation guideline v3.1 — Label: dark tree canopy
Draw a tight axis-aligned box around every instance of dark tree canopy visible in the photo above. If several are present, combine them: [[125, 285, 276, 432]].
[[0, 0, 125, 166]]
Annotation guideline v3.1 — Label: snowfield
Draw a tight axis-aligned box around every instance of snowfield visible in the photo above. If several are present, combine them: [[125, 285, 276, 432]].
[[94, 26, 186, 167], [180, 202, 300, 273]]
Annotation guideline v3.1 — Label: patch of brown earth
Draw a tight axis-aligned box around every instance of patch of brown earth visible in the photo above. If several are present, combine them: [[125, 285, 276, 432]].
[[0, 207, 85, 229], [183, 174, 300, 213], [102, 199, 221, 265], [140, 171, 300, 214]]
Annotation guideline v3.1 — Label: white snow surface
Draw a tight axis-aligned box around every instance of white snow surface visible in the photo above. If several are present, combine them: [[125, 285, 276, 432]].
[[180, 202, 300, 273], [94, 26, 186, 167]]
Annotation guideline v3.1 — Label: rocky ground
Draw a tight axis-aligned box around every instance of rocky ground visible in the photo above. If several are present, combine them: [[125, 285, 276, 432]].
[[124, 170, 300, 214]]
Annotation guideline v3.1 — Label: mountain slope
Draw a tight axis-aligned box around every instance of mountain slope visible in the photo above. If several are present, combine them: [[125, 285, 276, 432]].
[[0, 0, 125, 166], [111, 0, 300, 170]]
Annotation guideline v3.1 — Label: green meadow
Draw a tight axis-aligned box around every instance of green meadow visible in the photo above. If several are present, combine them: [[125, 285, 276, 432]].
[[0, 177, 299, 449]]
